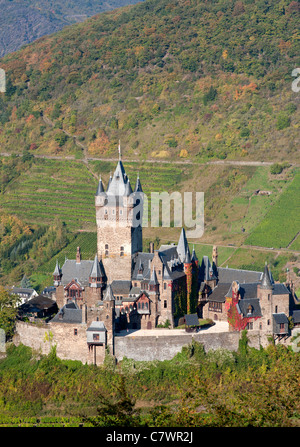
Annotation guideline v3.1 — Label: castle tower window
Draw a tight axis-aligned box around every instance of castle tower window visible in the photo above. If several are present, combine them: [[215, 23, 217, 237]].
[[164, 300, 167, 309], [275, 305, 278, 313], [120, 209, 123, 215], [164, 283, 167, 290], [105, 244, 109, 250], [120, 246, 124, 257], [74, 329, 78, 336]]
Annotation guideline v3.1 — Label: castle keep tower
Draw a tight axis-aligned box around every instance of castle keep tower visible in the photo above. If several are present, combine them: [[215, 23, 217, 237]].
[[95, 152, 143, 282]]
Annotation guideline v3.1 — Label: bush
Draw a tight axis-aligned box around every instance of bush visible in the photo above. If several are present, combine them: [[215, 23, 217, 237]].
[[276, 113, 291, 130]]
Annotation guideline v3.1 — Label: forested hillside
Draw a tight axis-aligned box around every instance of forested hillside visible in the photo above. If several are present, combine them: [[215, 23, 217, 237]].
[[0, 0, 299, 162], [0, 0, 143, 57]]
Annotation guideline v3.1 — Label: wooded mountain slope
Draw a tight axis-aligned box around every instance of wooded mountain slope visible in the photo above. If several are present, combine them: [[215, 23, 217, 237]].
[[0, 0, 299, 163], [0, 0, 143, 57]]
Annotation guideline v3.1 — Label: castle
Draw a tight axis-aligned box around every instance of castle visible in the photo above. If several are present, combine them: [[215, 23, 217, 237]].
[[15, 156, 299, 365]]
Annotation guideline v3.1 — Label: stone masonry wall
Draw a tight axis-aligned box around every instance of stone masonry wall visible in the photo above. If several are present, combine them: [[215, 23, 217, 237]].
[[114, 331, 263, 362]]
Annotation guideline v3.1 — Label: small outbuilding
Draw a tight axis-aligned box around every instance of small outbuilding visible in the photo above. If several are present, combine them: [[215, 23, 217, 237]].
[[183, 313, 200, 332]]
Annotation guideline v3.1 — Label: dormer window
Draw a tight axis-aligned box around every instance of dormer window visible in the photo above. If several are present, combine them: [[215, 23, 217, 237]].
[[247, 305, 253, 315]]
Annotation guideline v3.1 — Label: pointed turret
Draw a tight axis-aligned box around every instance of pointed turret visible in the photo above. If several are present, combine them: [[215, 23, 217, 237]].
[[103, 284, 115, 301], [53, 260, 62, 286], [261, 263, 273, 289], [134, 174, 143, 193], [177, 228, 189, 263], [90, 255, 103, 279], [95, 176, 105, 195], [124, 178, 133, 196], [149, 266, 159, 285], [191, 246, 198, 263]]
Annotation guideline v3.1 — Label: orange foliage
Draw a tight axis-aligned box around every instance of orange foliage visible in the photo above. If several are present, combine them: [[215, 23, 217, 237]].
[[234, 82, 258, 99], [88, 130, 110, 155]]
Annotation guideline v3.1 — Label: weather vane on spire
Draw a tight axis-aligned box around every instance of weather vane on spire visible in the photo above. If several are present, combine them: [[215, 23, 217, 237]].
[[118, 140, 121, 160]]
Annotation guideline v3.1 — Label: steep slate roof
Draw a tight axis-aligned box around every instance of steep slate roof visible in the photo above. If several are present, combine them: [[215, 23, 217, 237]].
[[200, 256, 217, 281], [103, 284, 115, 301], [95, 177, 105, 195], [292, 310, 300, 324], [226, 283, 258, 300], [273, 283, 290, 295], [20, 295, 58, 313], [273, 313, 289, 324], [90, 255, 105, 279], [184, 313, 200, 326], [132, 253, 154, 280], [261, 263, 274, 289], [177, 228, 190, 263], [50, 302, 82, 324], [60, 259, 94, 286], [106, 160, 128, 196], [111, 280, 132, 295], [237, 299, 262, 318], [207, 283, 232, 302], [217, 267, 262, 284]]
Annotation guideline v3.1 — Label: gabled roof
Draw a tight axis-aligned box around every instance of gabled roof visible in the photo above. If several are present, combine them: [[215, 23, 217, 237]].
[[60, 259, 94, 286], [217, 267, 262, 284], [50, 302, 82, 324], [111, 280, 131, 295], [237, 299, 262, 318], [200, 256, 217, 281]]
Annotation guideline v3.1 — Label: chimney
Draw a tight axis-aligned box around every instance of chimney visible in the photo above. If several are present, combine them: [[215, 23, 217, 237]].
[[82, 303, 87, 324], [149, 242, 154, 253], [76, 246, 81, 264]]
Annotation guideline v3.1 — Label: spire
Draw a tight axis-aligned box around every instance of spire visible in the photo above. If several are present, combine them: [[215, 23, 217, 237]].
[[184, 245, 192, 264], [103, 284, 115, 301], [53, 259, 61, 276], [261, 262, 273, 289], [134, 174, 143, 193], [149, 266, 159, 285], [191, 245, 198, 262], [90, 255, 102, 279], [96, 176, 105, 195], [118, 139, 121, 160], [177, 228, 189, 263], [124, 178, 133, 196]]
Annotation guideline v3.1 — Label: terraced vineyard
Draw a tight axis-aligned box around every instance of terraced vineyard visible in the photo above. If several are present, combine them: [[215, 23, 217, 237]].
[[245, 169, 300, 249], [0, 158, 193, 231], [0, 158, 97, 230]]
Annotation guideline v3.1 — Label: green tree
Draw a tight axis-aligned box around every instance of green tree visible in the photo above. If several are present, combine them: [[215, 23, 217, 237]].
[[0, 286, 20, 339]]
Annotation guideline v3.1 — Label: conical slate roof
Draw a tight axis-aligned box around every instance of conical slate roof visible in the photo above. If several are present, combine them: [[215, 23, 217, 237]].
[[178, 231, 191, 264], [177, 228, 189, 263], [261, 263, 273, 289], [149, 266, 159, 285], [103, 284, 115, 301], [90, 255, 103, 278], [134, 175, 143, 193], [95, 177, 105, 195], [191, 246, 198, 262], [124, 178, 133, 196], [53, 260, 61, 276]]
